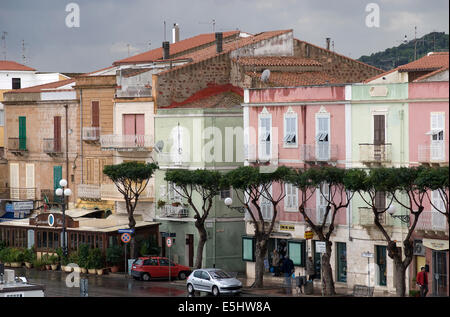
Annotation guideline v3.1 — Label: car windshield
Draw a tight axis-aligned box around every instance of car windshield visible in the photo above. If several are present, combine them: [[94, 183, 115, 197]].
[[134, 259, 143, 266], [211, 270, 232, 279]]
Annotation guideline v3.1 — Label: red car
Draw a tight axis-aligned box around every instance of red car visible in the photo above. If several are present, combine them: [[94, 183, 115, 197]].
[[131, 256, 191, 281]]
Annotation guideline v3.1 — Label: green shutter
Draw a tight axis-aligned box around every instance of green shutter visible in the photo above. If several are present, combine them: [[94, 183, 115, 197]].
[[242, 237, 255, 262], [288, 240, 306, 267], [19, 116, 26, 150], [53, 166, 63, 203]]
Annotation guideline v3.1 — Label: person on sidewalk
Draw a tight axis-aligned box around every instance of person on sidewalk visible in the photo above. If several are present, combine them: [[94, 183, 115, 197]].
[[272, 249, 280, 277], [416, 266, 429, 297], [282, 256, 295, 294], [306, 256, 315, 281]]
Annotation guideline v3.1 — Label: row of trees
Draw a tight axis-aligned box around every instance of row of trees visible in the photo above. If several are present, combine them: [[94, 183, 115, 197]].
[[104, 161, 448, 297]]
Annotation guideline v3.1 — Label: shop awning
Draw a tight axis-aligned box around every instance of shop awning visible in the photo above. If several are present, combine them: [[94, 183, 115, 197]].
[[423, 238, 449, 251]]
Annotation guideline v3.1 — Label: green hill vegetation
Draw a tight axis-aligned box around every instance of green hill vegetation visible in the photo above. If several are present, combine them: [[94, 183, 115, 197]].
[[358, 32, 449, 71]]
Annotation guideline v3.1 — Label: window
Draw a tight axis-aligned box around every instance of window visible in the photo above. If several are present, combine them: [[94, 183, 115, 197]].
[[168, 182, 182, 202], [12, 78, 21, 89], [288, 240, 306, 267], [220, 187, 232, 200], [317, 183, 331, 224], [201, 271, 211, 280], [0, 109, 4, 126], [91, 101, 100, 127], [19, 116, 26, 150], [284, 112, 297, 146], [376, 245, 387, 286], [143, 259, 158, 266], [242, 237, 255, 262], [284, 183, 298, 211], [429, 113, 445, 161], [316, 115, 330, 160], [259, 110, 272, 160], [194, 270, 203, 278], [260, 185, 273, 220], [53, 116, 61, 152], [336, 242, 347, 283]]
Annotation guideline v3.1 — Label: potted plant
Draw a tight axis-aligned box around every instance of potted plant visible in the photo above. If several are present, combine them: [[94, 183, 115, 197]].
[[157, 200, 166, 209], [50, 254, 59, 271], [86, 249, 100, 274], [65, 252, 78, 272], [77, 244, 89, 274], [32, 258, 46, 271], [24, 248, 36, 269], [10, 248, 25, 268], [41, 254, 52, 270], [106, 245, 123, 273], [0, 247, 11, 266]]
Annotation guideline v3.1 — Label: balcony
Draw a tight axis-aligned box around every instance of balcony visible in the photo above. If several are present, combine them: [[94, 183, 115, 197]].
[[77, 184, 101, 200], [156, 152, 188, 167], [41, 189, 62, 205], [418, 144, 447, 165], [43, 138, 62, 156], [9, 187, 36, 200], [415, 211, 448, 232], [100, 135, 154, 151], [8, 137, 27, 155], [116, 86, 152, 98], [359, 143, 392, 164], [100, 183, 154, 202], [82, 127, 100, 143], [358, 207, 393, 227], [160, 204, 189, 218], [244, 144, 257, 162], [301, 144, 339, 163]]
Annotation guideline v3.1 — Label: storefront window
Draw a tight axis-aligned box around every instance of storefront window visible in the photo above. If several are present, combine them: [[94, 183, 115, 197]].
[[242, 237, 255, 262], [288, 240, 306, 267], [376, 245, 387, 286], [336, 242, 347, 283]]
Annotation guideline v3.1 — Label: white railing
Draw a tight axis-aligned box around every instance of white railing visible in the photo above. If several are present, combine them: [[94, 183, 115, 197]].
[[156, 152, 186, 166], [300, 144, 339, 162], [100, 134, 154, 151], [415, 211, 448, 232], [418, 144, 446, 163], [359, 144, 392, 163], [100, 183, 154, 200], [10, 187, 36, 200], [77, 184, 101, 200], [160, 205, 189, 218], [82, 127, 100, 141]]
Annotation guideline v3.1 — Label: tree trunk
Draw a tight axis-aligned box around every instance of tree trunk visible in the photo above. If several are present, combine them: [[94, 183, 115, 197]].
[[321, 241, 336, 296], [394, 261, 407, 297], [194, 221, 207, 269], [254, 235, 268, 288], [128, 210, 137, 259]]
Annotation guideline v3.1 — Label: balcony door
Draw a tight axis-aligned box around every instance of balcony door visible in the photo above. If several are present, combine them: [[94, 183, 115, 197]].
[[10, 163, 19, 199], [123, 114, 145, 147], [374, 115, 385, 161], [430, 113, 445, 161], [316, 115, 330, 161]]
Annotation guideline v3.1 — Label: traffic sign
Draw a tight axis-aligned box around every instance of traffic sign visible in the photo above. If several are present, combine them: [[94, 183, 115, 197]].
[[304, 231, 314, 240], [166, 237, 173, 248], [118, 229, 134, 234], [362, 251, 374, 258], [121, 233, 131, 244], [316, 241, 326, 253]]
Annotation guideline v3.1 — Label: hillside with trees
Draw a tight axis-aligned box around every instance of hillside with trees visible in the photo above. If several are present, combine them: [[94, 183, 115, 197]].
[[358, 32, 449, 71]]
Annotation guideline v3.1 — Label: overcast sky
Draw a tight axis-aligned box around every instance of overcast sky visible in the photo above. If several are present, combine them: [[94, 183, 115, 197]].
[[0, 0, 448, 73]]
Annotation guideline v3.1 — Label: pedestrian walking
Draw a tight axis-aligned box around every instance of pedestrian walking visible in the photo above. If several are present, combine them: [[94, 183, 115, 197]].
[[416, 266, 429, 297], [272, 249, 280, 277], [306, 256, 315, 281], [282, 256, 295, 294]]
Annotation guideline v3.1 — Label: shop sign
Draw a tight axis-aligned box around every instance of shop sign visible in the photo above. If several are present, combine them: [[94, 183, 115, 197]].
[[316, 241, 326, 253], [13, 201, 34, 211], [423, 238, 449, 251], [304, 231, 314, 239], [280, 224, 295, 231]]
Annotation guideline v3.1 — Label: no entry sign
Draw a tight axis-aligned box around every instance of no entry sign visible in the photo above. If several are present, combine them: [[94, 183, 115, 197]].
[[166, 237, 173, 248], [121, 233, 131, 244]]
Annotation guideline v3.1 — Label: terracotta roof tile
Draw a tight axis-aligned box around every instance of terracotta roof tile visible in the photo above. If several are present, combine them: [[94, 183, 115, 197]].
[[0, 60, 36, 71], [233, 56, 321, 67], [247, 71, 340, 86], [4, 79, 75, 93], [114, 30, 240, 65], [398, 52, 449, 72]]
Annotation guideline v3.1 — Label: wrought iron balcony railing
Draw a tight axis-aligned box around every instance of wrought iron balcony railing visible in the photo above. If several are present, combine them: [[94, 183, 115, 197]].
[[359, 143, 392, 163], [100, 134, 154, 151], [82, 127, 100, 141], [418, 144, 446, 164], [300, 144, 339, 162]]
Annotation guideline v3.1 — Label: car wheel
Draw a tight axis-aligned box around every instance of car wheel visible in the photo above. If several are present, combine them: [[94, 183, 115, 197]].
[[187, 283, 194, 294], [178, 271, 187, 280], [212, 286, 220, 297], [142, 273, 151, 282]]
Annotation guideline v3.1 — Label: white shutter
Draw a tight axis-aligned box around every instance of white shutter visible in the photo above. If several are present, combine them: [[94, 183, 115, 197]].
[[25, 164, 35, 199], [317, 183, 331, 224], [259, 116, 271, 159], [431, 190, 446, 230], [171, 125, 184, 165], [260, 185, 273, 220], [431, 113, 445, 160], [316, 116, 330, 160], [284, 116, 297, 145], [284, 183, 298, 211], [10, 163, 19, 199]]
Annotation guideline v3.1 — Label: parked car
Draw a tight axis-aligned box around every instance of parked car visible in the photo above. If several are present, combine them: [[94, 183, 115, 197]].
[[131, 257, 191, 281], [186, 268, 242, 296]]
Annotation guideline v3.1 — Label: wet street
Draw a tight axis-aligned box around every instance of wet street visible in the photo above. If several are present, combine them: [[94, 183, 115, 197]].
[[12, 268, 257, 297]]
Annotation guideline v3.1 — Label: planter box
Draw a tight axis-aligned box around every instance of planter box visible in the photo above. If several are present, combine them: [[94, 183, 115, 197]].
[[51, 264, 58, 271], [96, 269, 104, 275], [88, 269, 97, 274]]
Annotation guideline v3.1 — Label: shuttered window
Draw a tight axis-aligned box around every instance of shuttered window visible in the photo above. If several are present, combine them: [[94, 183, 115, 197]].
[[19, 116, 26, 150], [284, 114, 297, 146], [91, 101, 100, 127], [54, 116, 61, 152], [284, 183, 298, 211], [374, 115, 385, 145]]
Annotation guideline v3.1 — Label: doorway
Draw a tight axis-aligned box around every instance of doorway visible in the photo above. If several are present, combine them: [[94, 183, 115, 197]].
[[376, 245, 387, 286], [185, 234, 194, 267], [433, 251, 448, 296]]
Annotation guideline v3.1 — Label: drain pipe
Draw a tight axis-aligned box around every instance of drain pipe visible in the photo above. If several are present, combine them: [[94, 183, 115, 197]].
[[80, 88, 83, 184]]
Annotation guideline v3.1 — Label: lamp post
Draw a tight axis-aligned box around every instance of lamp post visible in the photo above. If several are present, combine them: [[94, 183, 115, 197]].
[[55, 179, 72, 257], [224, 197, 247, 214], [387, 205, 410, 224]]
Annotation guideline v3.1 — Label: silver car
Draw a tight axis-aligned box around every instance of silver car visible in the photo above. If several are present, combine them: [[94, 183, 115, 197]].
[[186, 269, 242, 296]]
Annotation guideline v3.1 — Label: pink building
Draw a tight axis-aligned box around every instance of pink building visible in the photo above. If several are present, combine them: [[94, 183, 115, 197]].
[[242, 85, 350, 273]]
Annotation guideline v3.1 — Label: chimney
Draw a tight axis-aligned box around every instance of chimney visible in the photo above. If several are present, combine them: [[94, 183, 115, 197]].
[[215, 32, 223, 53], [162, 41, 170, 60], [172, 23, 180, 44], [326, 37, 331, 50]]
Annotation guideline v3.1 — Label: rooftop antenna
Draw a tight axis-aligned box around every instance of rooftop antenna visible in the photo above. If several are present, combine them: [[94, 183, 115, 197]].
[[164, 21, 166, 42], [21, 39, 26, 65], [198, 19, 216, 33], [1, 31, 7, 60]]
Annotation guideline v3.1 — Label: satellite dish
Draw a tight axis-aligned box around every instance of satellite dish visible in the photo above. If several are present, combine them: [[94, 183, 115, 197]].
[[261, 69, 271, 83], [154, 140, 164, 153]]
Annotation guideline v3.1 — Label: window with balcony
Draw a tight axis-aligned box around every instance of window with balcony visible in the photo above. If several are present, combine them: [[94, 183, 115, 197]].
[[260, 185, 273, 221], [284, 183, 298, 211], [316, 115, 330, 161], [283, 110, 297, 147], [429, 113, 445, 161], [259, 109, 271, 160]]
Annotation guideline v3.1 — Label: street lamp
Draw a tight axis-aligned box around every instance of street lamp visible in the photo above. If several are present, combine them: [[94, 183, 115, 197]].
[[387, 204, 409, 224], [224, 197, 247, 213], [56, 179, 72, 257]]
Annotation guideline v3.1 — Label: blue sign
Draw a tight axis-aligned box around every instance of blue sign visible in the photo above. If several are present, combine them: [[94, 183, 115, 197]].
[[161, 232, 176, 238], [5, 204, 13, 213], [118, 229, 134, 234]]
